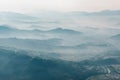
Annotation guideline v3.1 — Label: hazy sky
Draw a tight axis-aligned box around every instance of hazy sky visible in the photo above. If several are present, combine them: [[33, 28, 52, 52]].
[[0, 0, 120, 13]]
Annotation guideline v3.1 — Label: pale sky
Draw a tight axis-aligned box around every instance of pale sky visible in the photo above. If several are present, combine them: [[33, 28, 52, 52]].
[[0, 0, 120, 13]]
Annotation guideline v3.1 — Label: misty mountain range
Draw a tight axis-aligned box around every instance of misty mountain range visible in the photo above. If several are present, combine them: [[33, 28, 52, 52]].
[[0, 10, 120, 30], [0, 10, 120, 80]]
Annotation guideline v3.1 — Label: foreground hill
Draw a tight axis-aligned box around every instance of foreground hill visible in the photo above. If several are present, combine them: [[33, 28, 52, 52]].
[[0, 47, 120, 80]]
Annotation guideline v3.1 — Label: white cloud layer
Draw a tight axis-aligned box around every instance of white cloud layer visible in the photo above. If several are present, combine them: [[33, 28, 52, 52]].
[[0, 0, 119, 13]]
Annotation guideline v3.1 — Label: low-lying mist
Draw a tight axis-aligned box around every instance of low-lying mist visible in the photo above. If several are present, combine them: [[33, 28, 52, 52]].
[[0, 10, 120, 61]]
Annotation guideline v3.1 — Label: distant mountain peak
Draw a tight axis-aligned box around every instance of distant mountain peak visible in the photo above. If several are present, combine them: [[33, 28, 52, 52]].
[[0, 25, 15, 30], [49, 28, 81, 34], [68, 10, 120, 16], [111, 34, 120, 40]]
